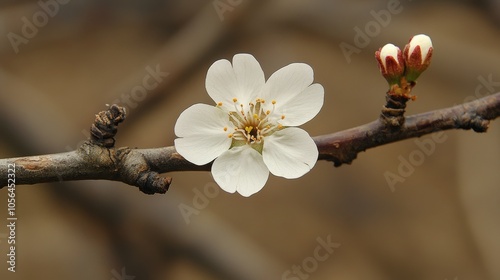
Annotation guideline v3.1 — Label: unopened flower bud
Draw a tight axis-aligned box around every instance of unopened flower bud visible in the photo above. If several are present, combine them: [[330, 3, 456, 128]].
[[375, 43, 405, 85], [403, 34, 433, 82]]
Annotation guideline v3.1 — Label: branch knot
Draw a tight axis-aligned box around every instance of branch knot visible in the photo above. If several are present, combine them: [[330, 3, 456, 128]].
[[380, 93, 410, 128], [117, 148, 171, 195], [90, 104, 126, 148], [462, 112, 490, 132]]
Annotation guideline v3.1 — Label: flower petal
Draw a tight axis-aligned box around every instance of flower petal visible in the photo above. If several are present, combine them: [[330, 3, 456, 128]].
[[233, 54, 265, 100], [261, 63, 314, 105], [263, 127, 318, 179], [175, 104, 232, 137], [174, 104, 232, 165], [206, 59, 238, 108], [212, 146, 269, 197], [206, 54, 264, 110], [275, 83, 324, 127], [408, 34, 432, 63]]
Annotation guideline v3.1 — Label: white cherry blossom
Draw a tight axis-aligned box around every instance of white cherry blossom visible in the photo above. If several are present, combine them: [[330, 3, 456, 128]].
[[175, 54, 324, 197]]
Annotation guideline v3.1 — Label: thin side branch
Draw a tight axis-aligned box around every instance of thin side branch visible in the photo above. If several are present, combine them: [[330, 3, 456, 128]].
[[1, 93, 499, 194], [316, 92, 499, 165]]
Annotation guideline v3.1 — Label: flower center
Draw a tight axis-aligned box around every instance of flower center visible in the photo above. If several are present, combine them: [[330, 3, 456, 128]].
[[218, 98, 284, 147]]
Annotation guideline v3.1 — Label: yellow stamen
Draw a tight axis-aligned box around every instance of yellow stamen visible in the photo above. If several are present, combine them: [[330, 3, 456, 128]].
[[272, 100, 276, 105], [233, 98, 238, 102], [281, 115, 285, 120], [266, 110, 270, 115], [228, 133, 233, 138], [223, 127, 228, 131], [245, 126, 253, 134], [253, 114, 259, 119], [217, 102, 223, 106]]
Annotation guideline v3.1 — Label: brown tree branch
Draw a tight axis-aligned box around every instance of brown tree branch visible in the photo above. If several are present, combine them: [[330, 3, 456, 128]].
[[316, 92, 499, 166], [1, 93, 499, 194]]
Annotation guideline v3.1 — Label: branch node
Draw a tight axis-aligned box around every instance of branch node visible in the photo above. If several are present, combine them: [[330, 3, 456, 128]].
[[463, 112, 490, 132], [118, 149, 171, 195], [380, 92, 411, 128], [137, 172, 172, 195], [90, 104, 126, 148]]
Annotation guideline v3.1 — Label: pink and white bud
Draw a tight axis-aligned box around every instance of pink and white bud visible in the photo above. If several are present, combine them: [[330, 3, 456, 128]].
[[403, 34, 433, 82], [375, 43, 405, 85]]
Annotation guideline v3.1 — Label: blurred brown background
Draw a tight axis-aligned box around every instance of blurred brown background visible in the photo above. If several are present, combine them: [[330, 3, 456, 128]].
[[0, 0, 499, 279]]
